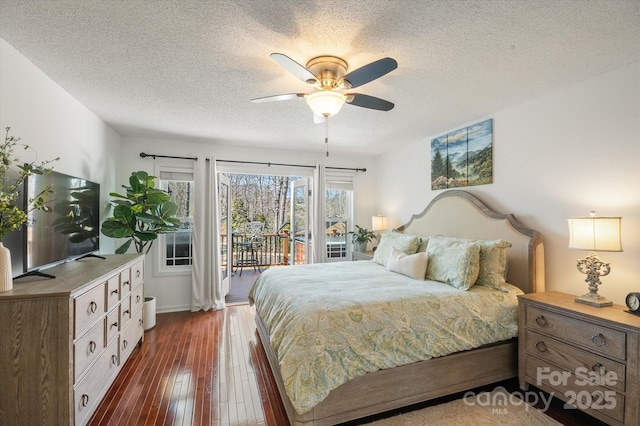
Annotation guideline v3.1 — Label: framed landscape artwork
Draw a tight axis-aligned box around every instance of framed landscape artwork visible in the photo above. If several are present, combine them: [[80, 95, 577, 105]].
[[431, 118, 493, 190]]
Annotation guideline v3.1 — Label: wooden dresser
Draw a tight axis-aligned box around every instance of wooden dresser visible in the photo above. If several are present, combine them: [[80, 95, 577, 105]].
[[518, 291, 640, 425], [0, 254, 145, 426]]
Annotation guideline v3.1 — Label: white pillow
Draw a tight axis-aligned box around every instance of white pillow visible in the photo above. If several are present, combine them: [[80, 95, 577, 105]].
[[387, 248, 429, 280], [372, 233, 420, 267]]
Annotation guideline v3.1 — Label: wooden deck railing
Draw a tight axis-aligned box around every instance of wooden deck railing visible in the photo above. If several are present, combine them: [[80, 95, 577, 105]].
[[224, 233, 289, 269], [220, 233, 347, 269]]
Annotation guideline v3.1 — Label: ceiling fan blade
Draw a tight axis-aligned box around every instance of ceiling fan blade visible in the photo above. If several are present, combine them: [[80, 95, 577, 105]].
[[251, 93, 305, 103], [343, 57, 397, 89], [346, 93, 395, 111], [313, 114, 326, 124], [270, 53, 318, 84]]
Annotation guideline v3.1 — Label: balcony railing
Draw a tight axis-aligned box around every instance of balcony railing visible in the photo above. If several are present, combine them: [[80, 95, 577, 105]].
[[222, 233, 348, 269]]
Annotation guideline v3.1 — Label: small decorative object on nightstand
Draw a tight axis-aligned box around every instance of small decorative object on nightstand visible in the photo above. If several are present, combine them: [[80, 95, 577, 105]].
[[568, 212, 622, 307], [518, 291, 640, 425], [626, 292, 640, 316]]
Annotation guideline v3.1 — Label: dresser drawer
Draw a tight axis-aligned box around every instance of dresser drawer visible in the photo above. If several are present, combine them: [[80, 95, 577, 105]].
[[106, 275, 120, 310], [525, 330, 625, 393], [525, 305, 626, 360], [120, 295, 131, 326], [74, 319, 106, 381], [120, 308, 143, 362], [120, 268, 132, 296], [75, 283, 106, 338], [131, 284, 144, 313], [106, 307, 120, 344], [74, 339, 120, 426], [131, 259, 144, 290], [524, 355, 624, 423]]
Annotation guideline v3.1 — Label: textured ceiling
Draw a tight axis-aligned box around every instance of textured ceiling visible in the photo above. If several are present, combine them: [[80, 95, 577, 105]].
[[1, 0, 639, 155]]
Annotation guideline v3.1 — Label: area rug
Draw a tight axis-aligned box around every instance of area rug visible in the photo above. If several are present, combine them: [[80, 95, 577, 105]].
[[365, 387, 561, 426]]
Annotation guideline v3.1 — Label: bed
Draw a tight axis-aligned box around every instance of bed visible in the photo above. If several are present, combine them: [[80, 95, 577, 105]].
[[250, 190, 544, 426]]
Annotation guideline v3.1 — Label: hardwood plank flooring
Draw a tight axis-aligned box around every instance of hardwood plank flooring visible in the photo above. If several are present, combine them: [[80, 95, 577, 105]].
[[89, 305, 606, 426]]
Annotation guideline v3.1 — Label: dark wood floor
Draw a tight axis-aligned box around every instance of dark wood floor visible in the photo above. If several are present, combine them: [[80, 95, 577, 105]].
[[89, 305, 607, 426]]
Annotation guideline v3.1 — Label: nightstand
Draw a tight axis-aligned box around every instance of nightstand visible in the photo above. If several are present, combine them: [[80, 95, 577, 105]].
[[352, 250, 374, 261], [518, 291, 640, 425]]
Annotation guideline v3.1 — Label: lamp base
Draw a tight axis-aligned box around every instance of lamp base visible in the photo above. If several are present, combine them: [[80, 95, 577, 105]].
[[575, 293, 613, 307]]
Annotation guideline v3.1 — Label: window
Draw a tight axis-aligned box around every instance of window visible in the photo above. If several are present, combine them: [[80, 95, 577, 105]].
[[156, 165, 194, 274]]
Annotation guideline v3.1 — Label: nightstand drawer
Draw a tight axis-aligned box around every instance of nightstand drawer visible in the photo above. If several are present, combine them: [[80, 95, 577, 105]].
[[525, 356, 624, 424], [525, 305, 626, 360], [525, 330, 625, 393]]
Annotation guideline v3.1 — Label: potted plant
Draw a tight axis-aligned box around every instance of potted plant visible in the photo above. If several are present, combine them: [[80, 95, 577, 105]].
[[348, 224, 376, 253], [101, 170, 181, 329], [0, 127, 58, 292]]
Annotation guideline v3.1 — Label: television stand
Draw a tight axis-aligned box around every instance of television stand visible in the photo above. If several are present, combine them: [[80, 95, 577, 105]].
[[14, 269, 56, 280], [76, 252, 106, 261]]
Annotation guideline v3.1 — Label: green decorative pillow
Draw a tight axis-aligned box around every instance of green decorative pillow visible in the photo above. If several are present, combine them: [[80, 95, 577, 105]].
[[474, 239, 512, 290], [372, 233, 420, 267], [425, 236, 481, 290], [386, 248, 429, 280]]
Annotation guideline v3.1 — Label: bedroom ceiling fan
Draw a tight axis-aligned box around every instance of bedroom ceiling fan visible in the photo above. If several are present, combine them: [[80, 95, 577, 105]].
[[251, 53, 398, 122]]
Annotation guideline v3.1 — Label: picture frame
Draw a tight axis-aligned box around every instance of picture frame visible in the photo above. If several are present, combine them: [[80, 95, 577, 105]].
[[431, 119, 493, 190]]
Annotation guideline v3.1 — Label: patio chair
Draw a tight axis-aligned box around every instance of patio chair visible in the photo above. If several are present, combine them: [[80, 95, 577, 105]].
[[236, 221, 264, 276]]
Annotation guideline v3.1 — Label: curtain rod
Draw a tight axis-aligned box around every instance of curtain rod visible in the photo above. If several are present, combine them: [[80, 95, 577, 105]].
[[217, 159, 366, 173], [140, 152, 198, 161], [139, 152, 366, 172]]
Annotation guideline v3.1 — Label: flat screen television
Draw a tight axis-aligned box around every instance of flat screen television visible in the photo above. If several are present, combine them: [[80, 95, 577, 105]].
[[16, 170, 101, 278]]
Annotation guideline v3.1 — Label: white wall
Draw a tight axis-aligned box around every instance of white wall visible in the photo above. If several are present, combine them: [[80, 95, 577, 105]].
[[376, 60, 640, 306], [119, 136, 378, 312], [0, 38, 122, 255]]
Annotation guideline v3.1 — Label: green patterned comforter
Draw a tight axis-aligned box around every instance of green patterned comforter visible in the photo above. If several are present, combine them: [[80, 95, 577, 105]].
[[249, 260, 522, 414]]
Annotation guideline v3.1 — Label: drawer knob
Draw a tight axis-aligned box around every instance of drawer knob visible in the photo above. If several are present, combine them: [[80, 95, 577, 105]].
[[136, 295, 141, 303], [89, 341, 97, 353], [535, 315, 547, 327], [111, 354, 118, 365], [591, 333, 607, 347], [111, 321, 119, 329], [124, 309, 130, 316], [592, 363, 605, 374], [136, 270, 141, 278], [123, 280, 130, 288], [111, 289, 119, 295], [123, 340, 128, 349], [139, 318, 143, 327], [535, 341, 548, 352], [89, 301, 98, 313], [81, 394, 89, 407]]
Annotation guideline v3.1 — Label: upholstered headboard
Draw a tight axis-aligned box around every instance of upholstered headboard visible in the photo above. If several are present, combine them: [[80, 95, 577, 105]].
[[396, 190, 544, 294]]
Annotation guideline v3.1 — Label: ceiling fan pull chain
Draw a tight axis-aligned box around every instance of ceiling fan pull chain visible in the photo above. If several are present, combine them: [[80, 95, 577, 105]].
[[325, 119, 329, 157]]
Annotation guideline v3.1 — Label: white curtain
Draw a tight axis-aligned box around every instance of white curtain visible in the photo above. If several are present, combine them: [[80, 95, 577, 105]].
[[312, 164, 327, 264], [191, 158, 225, 311]]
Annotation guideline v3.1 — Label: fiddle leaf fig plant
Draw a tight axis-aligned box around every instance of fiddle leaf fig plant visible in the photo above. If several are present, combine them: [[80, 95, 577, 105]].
[[101, 171, 180, 254]]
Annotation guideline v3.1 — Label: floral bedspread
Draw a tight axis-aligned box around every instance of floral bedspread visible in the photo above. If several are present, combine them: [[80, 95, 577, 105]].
[[248, 260, 522, 414]]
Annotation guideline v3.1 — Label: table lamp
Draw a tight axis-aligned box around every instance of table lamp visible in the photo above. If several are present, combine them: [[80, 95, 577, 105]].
[[568, 212, 622, 307]]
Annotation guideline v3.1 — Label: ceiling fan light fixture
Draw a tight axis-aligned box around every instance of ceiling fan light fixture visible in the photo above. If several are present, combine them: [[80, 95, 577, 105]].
[[306, 91, 345, 118]]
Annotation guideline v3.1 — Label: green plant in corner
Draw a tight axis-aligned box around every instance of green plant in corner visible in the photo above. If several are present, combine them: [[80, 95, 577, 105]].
[[101, 171, 181, 254], [0, 127, 58, 240]]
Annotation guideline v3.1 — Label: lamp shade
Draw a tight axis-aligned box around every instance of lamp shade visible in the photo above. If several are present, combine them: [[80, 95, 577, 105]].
[[568, 215, 622, 252], [372, 215, 388, 232], [306, 91, 346, 118]]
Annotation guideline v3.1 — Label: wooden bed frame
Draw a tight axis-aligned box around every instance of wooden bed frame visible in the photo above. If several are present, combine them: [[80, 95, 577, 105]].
[[254, 190, 545, 426]]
